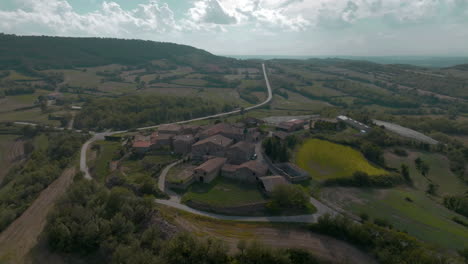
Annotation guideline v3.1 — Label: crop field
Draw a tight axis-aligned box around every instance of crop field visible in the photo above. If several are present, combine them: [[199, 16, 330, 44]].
[[343, 188, 468, 250], [182, 178, 266, 207], [295, 139, 388, 180]]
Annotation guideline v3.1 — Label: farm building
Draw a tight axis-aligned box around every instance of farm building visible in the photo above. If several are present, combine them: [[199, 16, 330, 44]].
[[275, 163, 309, 183], [173, 135, 195, 155], [226, 141, 255, 165], [132, 140, 151, 154], [276, 119, 306, 132], [198, 123, 244, 141], [167, 168, 195, 190], [181, 124, 201, 135], [151, 133, 174, 148], [337, 115, 370, 133], [258, 176, 288, 195], [273, 131, 289, 140], [221, 160, 268, 183], [191, 134, 233, 160], [193, 157, 227, 183], [158, 124, 183, 135]]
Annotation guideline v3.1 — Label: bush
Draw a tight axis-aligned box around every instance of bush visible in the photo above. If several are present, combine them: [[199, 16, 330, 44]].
[[269, 185, 309, 210], [323, 171, 404, 188]]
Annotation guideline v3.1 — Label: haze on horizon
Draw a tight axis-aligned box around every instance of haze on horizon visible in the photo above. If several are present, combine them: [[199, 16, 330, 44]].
[[1, 0, 468, 57]]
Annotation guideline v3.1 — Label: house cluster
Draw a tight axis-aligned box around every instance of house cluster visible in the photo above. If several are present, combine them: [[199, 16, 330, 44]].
[[132, 119, 288, 194]]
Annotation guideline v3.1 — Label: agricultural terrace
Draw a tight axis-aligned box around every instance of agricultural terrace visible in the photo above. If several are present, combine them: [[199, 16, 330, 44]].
[[295, 139, 387, 180]]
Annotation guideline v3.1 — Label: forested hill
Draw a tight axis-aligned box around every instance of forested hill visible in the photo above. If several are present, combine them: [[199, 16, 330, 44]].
[[0, 34, 231, 70]]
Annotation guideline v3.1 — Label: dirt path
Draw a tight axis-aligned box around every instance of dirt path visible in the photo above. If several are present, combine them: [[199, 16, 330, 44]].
[[175, 216, 376, 264], [0, 167, 76, 264]]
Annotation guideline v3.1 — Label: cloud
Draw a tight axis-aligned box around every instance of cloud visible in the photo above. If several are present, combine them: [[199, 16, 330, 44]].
[[188, 0, 237, 25], [0, 0, 179, 37]]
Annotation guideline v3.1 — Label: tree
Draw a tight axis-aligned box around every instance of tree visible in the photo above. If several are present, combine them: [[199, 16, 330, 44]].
[[420, 162, 430, 177], [427, 183, 438, 196], [270, 184, 309, 210], [401, 164, 411, 183]]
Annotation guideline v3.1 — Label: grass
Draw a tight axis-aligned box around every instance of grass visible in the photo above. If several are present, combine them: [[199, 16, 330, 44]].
[[0, 108, 60, 126], [92, 141, 122, 182], [33, 134, 49, 152], [0, 135, 18, 169], [295, 139, 388, 180], [384, 150, 466, 196], [346, 187, 468, 250], [182, 177, 267, 207]]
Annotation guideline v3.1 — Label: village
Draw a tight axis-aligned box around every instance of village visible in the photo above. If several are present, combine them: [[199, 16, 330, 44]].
[[127, 114, 369, 199]]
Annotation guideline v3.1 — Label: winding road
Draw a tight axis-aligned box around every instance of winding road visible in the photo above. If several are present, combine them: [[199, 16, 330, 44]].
[[78, 63, 337, 223]]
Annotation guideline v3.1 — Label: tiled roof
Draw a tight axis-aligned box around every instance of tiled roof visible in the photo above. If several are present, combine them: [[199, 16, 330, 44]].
[[259, 176, 288, 192], [159, 124, 182, 132], [200, 123, 243, 138], [229, 141, 254, 153], [195, 157, 227, 173], [193, 134, 233, 148], [241, 160, 268, 175], [132, 140, 151, 148], [221, 164, 241, 172]]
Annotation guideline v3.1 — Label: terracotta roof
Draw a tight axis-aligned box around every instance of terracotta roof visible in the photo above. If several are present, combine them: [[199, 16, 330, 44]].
[[229, 141, 254, 153], [222, 164, 241, 172], [132, 140, 151, 148], [195, 157, 227, 173], [277, 119, 305, 129], [200, 123, 243, 138], [259, 176, 288, 192], [193, 134, 233, 148], [241, 160, 268, 176]]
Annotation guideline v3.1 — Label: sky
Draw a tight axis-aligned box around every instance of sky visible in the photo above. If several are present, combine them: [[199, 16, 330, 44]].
[[1, 0, 468, 56]]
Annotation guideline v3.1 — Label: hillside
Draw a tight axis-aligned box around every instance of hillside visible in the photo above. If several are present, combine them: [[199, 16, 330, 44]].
[[0, 34, 233, 70]]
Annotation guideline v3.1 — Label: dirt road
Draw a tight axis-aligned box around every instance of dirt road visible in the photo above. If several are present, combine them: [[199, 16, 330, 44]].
[[0, 168, 76, 264]]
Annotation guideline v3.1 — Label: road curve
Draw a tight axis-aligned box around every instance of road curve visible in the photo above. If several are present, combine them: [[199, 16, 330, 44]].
[[80, 63, 273, 178]]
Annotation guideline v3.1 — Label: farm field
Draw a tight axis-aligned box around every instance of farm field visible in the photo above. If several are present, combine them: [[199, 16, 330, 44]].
[[384, 150, 466, 196], [321, 187, 468, 250], [295, 139, 388, 180], [90, 141, 122, 182], [182, 177, 267, 207]]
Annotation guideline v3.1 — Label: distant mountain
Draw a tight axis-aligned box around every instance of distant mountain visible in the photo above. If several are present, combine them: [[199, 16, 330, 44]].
[[0, 34, 232, 70]]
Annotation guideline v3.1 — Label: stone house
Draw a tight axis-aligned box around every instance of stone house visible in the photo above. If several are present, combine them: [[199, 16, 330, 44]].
[[132, 140, 151, 154], [173, 135, 195, 155], [198, 123, 244, 141], [193, 157, 227, 183], [226, 141, 255, 165], [258, 175, 288, 195], [276, 119, 306, 132], [221, 160, 268, 183], [158, 124, 183, 135], [151, 132, 174, 149], [191, 134, 233, 160]]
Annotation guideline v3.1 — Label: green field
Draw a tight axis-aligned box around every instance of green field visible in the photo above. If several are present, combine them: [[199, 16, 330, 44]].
[[0, 135, 18, 168], [295, 139, 388, 180], [346, 188, 468, 250], [385, 150, 466, 196], [91, 141, 122, 182], [182, 178, 266, 207]]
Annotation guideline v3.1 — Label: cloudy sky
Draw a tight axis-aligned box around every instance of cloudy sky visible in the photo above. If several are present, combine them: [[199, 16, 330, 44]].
[[1, 0, 468, 56]]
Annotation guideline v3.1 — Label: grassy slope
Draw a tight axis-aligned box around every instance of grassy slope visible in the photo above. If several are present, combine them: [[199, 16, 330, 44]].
[[91, 141, 121, 182], [182, 177, 267, 207], [385, 150, 466, 196], [347, 188, 468, 250], [295, 139, 387, 180]]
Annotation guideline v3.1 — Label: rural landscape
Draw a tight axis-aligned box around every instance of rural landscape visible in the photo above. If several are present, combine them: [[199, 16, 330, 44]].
[[0, 2, 468, 263]]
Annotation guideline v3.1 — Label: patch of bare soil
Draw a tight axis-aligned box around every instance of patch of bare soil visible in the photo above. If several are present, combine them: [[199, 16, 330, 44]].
[[175, 217, 377, 264], [0, 167, 76, 264]]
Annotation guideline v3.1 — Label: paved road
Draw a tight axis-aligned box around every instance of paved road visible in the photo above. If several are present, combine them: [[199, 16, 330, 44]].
[[155, 194, 336, 223], [80, 63, 273, 178]]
